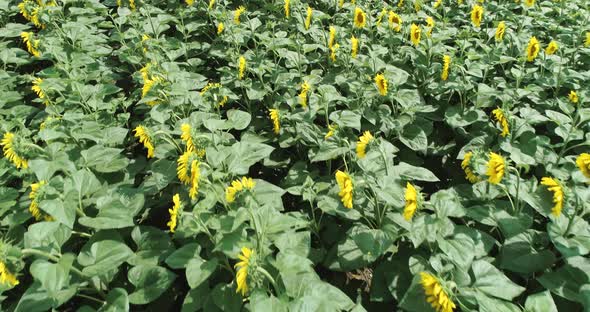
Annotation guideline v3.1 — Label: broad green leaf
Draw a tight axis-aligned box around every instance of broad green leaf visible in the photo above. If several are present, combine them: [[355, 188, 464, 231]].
[[186, 257, 218, 289], [128, 265, 176, 305], [524, 291, 557, 312], [99, 288, 129, 312], [471, 260, 525, 301], [77, 230, 133, 277]]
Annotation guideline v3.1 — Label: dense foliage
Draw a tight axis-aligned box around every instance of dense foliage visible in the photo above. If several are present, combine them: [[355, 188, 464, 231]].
[[1, 0, 590, 311]]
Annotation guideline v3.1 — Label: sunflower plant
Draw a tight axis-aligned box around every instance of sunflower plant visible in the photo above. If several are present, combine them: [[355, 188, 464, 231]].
[[0, 0, 590, 311]]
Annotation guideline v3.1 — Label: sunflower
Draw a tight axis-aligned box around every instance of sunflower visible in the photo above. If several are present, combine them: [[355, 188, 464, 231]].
[[524, 0, 534, 7], [420, 272, 456, 312], [325, 124, 337, 139], [167, 194, 181, 233], [335, 170, 353, 209], [568, 90, 578, 104], [235, 247, 253, 296], [404, 182, 418, 220], [225, 177, 256, 203], [545, 41, 558, 55], [21, 32, 41, 57], [305, 6, 313, 30], [284, 0, 290, 18], [441, 55, 451, 81], [410, 23, 421, 46], [426, 16, 435, 37], [238, 56, 246, 80], [492, 108, 510, 137], [375, 73, 388, 96], [234, 6, 246, 24], [471, 5, 484, 28], [351, 35, 359, 58], [133, 125, 155, 158], [1, 132, 28, 169], [353, 7, 366, 28], [486, 152, 505, 184], [0, 261, 19, 287], [576, 153, 590, 179], [526, 36, 540, 62], [217, 22, 224, 35], [461, 152, 480, 183], [356, 131, 373, 158], [388, 11, 402, 32], [181, 123, 195, 152], [540, 177, 564, 216], [495, 21, 506, 41], [269, 109, 280, 134], [299, 81, 311, 108], [328, 26, 336, 49]]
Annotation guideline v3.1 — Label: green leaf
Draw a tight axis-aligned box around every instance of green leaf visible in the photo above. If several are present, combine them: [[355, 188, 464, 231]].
[[226, 109, 251, 130], [399, 124, 427, 153], [71, 169, 101, 199], [24, 222, 72, 254], [29, 254, 74, 297], [524, 291, 557, 312], [98, 288, 129, 312], [81, 145, 129, 173], [437, 233, 475, 269], [128, 265, 177, 305], [78, 197, 135, 230], [310, 141, 349, 162], [165, 243, 201, 269], [77, 230, 133, 277], [186, 257, 218, 289], [329, 110, 361, 130], [537, 256, 590, 303], [499, 230, 556, 274], [39, 199, 76, 229], [211, 283, 242, 312], [392, 162, 439, 182], [471, 260, 525, 301], [226, 141, 274, 175]]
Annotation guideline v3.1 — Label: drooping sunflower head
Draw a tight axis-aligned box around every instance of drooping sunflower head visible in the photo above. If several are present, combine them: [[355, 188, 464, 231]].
[[526, 36, 540, 62], [491, 108, 510, 137], [576, 153, 590, 179], [420, 272, 456, 312], [234, 6, 246, 24], [404, 182, 419, 221], [470, 4, 484, 28], [269, 109, 280, 134], [305, 6, 313, 30], [356, 131, 374, 158], [374, 73, 388, 96], [235, 247, 254, 296], [238, 56, 246, 80], [586, 32, 590, 47], [1, 132, 28, 169], [388, 11, 402, 32], [167, 194, 182, 233], [495, 21, 506, 41], [461, 151, 480, 183], [441, 55, 451, 81], [486, 152, 505, 184], [177, 150, 200, 185], [426, 16, 435, 37], [0, 260, 19, 287], [299, 81, 311, 108], [540, 177, 564, 216], [284, 0, 290, 18], [351, 35, 359, 58], [225, 177, 256, 203], [217, 22, 224, 35], [353, 7, 366, 28], [568, 90, 578, 104], [328, 26, 336, 49], [325, 124, 337, 139], [134, 125, 155, 158], [410, 23, 421, 46], [335, 170, 353, 209], [181, 123, 195, 152], [545, 41, 558, 55], [524, 0, 535, 7]]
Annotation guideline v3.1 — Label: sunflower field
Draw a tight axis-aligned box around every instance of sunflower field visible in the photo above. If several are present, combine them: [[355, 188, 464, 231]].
[[1, 0, 590, 310]]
